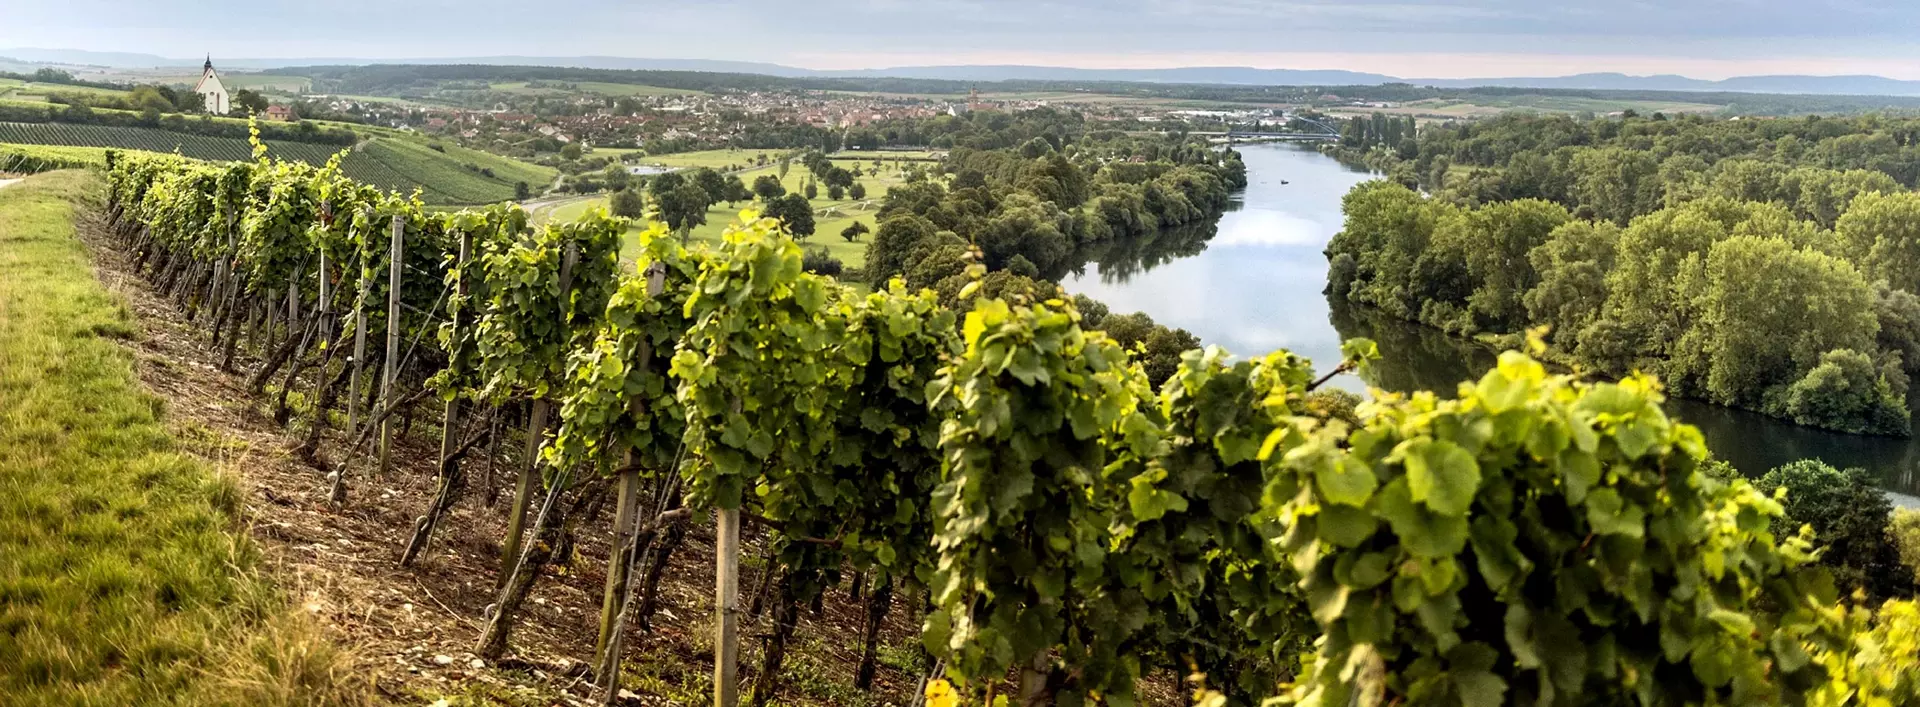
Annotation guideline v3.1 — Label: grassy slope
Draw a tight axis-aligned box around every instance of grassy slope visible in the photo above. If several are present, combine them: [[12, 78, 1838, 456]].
[[0, 118, 557, 205], [0, 171, 360, 705], [353, 137, 554, 204], [547, 158, 912, 268], [0, 80, 132, 102], [0, 122, 348, 163]]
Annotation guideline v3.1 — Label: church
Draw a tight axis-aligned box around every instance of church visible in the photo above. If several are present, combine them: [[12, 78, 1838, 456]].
[[193, 57, 230, 115]]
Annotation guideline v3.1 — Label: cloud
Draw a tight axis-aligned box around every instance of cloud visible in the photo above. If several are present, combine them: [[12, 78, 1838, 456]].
[[2, 0, 1915, 77]]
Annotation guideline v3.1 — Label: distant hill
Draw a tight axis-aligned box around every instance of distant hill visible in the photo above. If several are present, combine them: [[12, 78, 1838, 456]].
[[810, 65, 1398, 86], [1407, 72, 1920, 96], [8, 47, 1920, 97]]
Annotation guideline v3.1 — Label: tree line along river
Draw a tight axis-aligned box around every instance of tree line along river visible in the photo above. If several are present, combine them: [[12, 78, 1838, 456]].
[[1060, 142, 1920, 504]]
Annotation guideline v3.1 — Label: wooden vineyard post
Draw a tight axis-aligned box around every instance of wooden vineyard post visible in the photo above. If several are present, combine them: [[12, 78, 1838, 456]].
[[217, 211, 244, 369], [714, 506, 742, 707], [400, 227, 473, 567], [498, 399, 547, 586], [710, 257, 742, 707], [376, 214, 403, 476], [594, 453, 641, 669], [592, 260, 669, 702], [344, 208, 374, 443], [315, 202, 332, 344], [286, 271, 303, 356], [316, 257, 331, 343], [346, 277, 372, 439], [499, 243, 573, 586]]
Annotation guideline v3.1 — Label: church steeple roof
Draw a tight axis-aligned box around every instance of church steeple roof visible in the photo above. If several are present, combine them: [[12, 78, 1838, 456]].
[[204, 55, 213, 73]]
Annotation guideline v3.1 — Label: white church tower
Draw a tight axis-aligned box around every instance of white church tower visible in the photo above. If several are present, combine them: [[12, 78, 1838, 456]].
[[193, 56, 230, 115]]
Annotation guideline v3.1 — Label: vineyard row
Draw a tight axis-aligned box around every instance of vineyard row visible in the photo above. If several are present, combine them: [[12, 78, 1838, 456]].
[[96, 139, 1920, 707]]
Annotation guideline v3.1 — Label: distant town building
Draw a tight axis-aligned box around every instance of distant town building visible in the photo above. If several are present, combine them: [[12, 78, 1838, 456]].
[[264, 104, 293, 121], [193, 57, 230, 115]]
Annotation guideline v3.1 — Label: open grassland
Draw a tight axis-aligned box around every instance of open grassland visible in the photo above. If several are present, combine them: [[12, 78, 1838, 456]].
[[831, 149, 948, 161], [316, 93, 449, 110], [543, 158, 918, 269], [489, 80, 701, 98], [144, 74, 313, 93], [0, 171, 364, 706], [631, 148, 787, 170], [0, 121, 556, 205], [1328, 95, 1727, 120], [0, 79, 132, 102]]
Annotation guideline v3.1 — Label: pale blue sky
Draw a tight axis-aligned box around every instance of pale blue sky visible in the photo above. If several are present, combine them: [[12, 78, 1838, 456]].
[[2, 0, 1917, 78]]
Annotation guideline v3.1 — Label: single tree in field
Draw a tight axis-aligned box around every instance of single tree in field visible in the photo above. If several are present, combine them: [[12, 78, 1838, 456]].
[[840, 221, 870, 242], [804, 180, 818, 200], [849, 182, 866, 200], [647, 171, 685, 203], [602, 163, 631, 192], [560, 142, 583, 160], [689, 168, 729, 207], [659, 183, 712, 240], [723, 176, 752, 205], [766, 193, 816, 240], [825, 165, 855, 189], [828, 184, 845, 200], [514, 181, 532, 200], [230, 89, 270, 116], [609, 188, 646, 218], [752, 174, 786, 201]]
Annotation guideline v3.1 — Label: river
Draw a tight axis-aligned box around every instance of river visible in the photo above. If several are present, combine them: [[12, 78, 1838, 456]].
[[1061, 143, 1920, 502]]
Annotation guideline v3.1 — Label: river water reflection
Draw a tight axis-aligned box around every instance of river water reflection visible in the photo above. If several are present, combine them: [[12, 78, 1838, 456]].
[[1061, 143, 1920, 501]]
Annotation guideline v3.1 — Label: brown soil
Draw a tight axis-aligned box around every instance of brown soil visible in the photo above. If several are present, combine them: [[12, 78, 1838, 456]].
[[76, 206, 931, 706]]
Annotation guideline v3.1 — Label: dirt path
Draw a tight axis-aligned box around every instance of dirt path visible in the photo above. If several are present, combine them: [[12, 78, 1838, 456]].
[[0, 178, 22, 190], [74, 203, 933, 706]]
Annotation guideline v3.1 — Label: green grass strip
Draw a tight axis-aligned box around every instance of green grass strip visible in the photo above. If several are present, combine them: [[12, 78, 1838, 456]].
[[0, 171, 361, 706]]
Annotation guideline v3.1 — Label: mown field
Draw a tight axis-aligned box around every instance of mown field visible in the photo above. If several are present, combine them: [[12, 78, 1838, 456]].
[[0, 121, 556, 204]]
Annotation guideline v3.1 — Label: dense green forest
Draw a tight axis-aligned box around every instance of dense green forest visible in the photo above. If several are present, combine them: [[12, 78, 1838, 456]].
[[1328, 112, 1920, 434]]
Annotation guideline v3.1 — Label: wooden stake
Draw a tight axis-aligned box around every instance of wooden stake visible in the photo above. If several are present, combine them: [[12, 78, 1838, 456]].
[[500, 242, 575, 585], [498, 399, 548, 587], [346, 275, 372, 440], [592, 258, 670, 699], [595, 455, 641, 667], [400, 227, 473, 567], [377, 215, 403, 476], [715, 507, 742, 707]]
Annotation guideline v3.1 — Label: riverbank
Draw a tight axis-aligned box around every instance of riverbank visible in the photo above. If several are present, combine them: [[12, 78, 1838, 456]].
[[1067, 143, 1920, 498], [0, 171, 366, 704], [1327, 297, 1920, 502]]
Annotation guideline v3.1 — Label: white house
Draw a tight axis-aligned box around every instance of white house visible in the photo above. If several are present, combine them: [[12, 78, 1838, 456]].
[[193, 57, 230, 115]]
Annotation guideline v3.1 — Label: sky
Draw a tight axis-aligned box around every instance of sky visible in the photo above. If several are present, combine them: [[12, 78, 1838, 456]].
[[3, 0, 1919, 79]]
